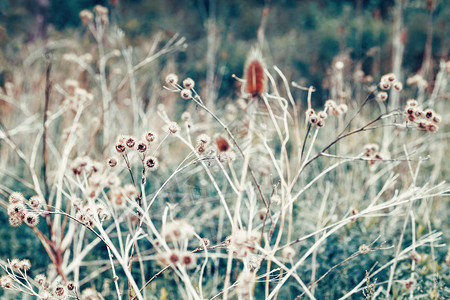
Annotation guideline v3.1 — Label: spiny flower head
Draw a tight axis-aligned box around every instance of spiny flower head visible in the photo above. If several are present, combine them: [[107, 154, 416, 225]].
[[243, 47, 267, 98], [9, 192, 25, 204], [163, 220, 195, 242]]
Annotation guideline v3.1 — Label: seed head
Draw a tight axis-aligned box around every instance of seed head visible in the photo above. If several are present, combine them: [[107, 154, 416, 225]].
[[136, 142, 147, 153], [305, 108, 315, 117], [165, 73, 178, 85], [424, 109, 434, 119], [358, 244, 370, 254], [66, 281, 75, 291], [182, 78, 195, 89], [317, 110, 328, 120], [125, 136, 136, 148], [107, 157, 118, 167], [181, 252, 196, 269], [180, 89, 192, 99], [8, 202, 26, 216], [9, 192, 25, 204], [167, 122, 180, 134], [28, 205, 45, 220], [79, 9, 94, 25], [425, 123, 438, 133], [244, 47, 267, 98], [0, 275, 12, 289], [144, 131, 157, 143], [338, 103, 348, 114], [432, 114, 441, 124], [24, 213, 39, 227], [308, 113, 318, 125], [406, 99, 418, 107], [393, 81, 403, 91], [270, 194, 281, 206], [115, 142, 126, 153], [18, 259, 31, 271], [376, 91, 388, 101], [145, 156, 159, 170], [54, 283, 66, 297], [197, 134, 211, 145], [35, 274, 47, 286]]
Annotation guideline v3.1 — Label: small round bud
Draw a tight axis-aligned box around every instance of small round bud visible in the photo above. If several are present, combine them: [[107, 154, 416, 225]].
[[35, 274, 47, 286], [107, 157, 118, 167], [145, 156, 159, 170], [144, 131, 157, 143], [424, 109, 434, 119], [393, 81, 403, 91], [405, 106, 415, 115], [379, 80, 391, 90], [384, 73, 396, 82], [324, 99, 336, 108], [376, 91, 388, 101], [197, 134, 211, 145], [180, 89, 192, 99], [136, 142, 147, 153], [199, 238, 210, 248], [308, 114, 318, 125], [66, 281, 75, 291], [317, 111, 328, 120], [338, 103, 348, 114], [167, 122, 180, 134], [182, 77, 195, 89], [316, 119, 325, 127], [115, 142, 126, 153], [165, 73, 178, 85], [406, 99, 418, 107], [305, 108, 315, 117], [358, 244, 370, 254]]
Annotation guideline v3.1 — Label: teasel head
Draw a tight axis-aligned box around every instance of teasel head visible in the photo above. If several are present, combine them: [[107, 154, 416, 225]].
[[243, 47, 267, 98]]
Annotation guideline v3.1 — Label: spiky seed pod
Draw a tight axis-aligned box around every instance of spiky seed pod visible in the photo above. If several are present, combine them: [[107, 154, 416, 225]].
[[8, 202, 26, 216], [24, 213, 39, 227], [9, 192, 25, 204], [18, 259, 31, 271], [9, 215, 22, 227], [0, 275, 12, 289], [244, 47, 267, 98], [28, 196, 43, 210]]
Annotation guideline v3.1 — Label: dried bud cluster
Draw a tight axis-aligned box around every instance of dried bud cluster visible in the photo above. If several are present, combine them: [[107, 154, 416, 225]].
[[7, 193, 41, 228], [404, 99, 440, 133], [226, 230, 260, 258], [306, 99, 347, 127], [375, 73, 403, 102], [363, 143, 387, 166], [156, 250, 197, 269]]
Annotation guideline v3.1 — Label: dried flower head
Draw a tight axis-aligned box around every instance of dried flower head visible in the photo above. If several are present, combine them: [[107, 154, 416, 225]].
[[167, 122, 180, 134], [305, 108, 315, 117], [376, 91, 388, 101], [115, 142, 126, 153], [235, 269, 256, 297], [9, 215, 22, 227], [0, 275, 12, 289], [125, 136, 136, 148], [79, 9, 94, 24], [181, 252, 197, 269], [180, 89, 192, 99], [145, 156, 159, 170], [358, 244, 370, 254], [424, 109, 434, 119], [24, 213, 39, 227], [308, 113, 318, 125], [66, 281, 75, 291], [18, 259, 31, 271], [144, 131, 157, 143], [35, 274, 47, 286], [406, 99, 418, 107], [244, 47, 267, 98], [9, 192, 25, 204], [165, 73, 178, 85], [8, 202, 26, 216], [197, 134, 211, 145], [182, 78, 195, 89], [425, 123, 438, 133], [408, 250, 420, 262], [54, 283, 67, 297], [317, 110, 328, 120], [404, 278, 416, 290], [393, 81, 403, 91], [107, 157, 118, 168], [136, 142, 147, 153]]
